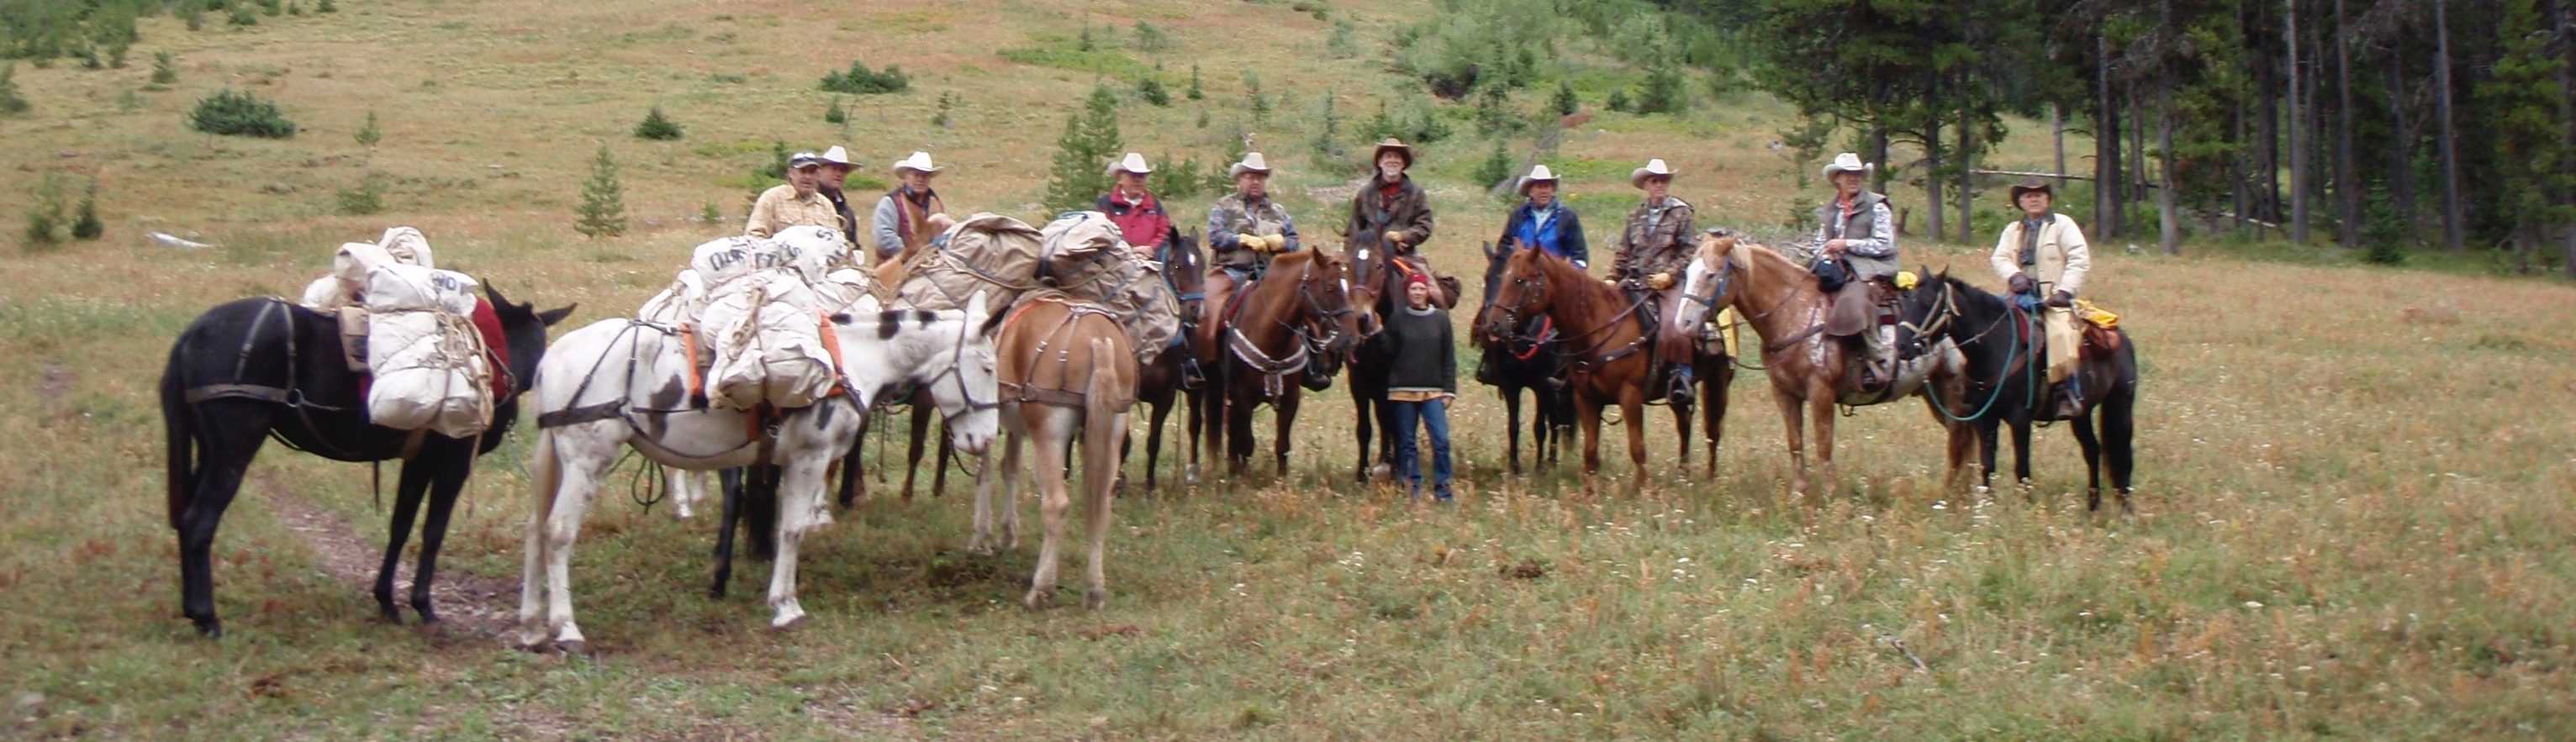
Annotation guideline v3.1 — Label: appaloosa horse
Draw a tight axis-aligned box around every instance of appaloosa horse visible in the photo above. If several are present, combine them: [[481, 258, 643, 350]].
[[1671, 235, 1973, 494], [1209, 250, 1359, 476], [1899, 271, 2139, 510], [1469, 241, 1573, 474], [161, 286, 573, 637], [971, 296, 1139, 609]]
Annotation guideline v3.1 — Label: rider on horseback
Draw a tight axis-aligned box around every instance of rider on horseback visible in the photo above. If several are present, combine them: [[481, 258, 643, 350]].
[[1812, 153, 1901, 391], [1990, 176, 2093, 420], [1345, 139, 1441, 303], [1612, 158, 1698, 405], [1098, 152, 1172, 255], [1201, 152, 1301, 361]]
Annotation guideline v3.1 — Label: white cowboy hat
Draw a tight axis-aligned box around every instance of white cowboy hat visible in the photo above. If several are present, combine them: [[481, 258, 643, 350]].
[[1227, 151, 1272, 178], [891, 150, 943, 175], [1629, 158, 1676, 188], [1821, 152, 1871, 180], [1106, 152, 1153, 177], [818, 145, 856, 167], [1516, 164, 1560, 196]]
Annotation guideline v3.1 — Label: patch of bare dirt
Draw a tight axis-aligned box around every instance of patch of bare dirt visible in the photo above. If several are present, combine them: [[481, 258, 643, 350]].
[[253, 475, 520, 642]]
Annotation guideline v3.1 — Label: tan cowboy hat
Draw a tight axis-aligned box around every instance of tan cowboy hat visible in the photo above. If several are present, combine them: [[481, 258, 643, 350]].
[[1516, 164, 1560, 196], [891, 150, 943, 176], [1820, 152, 1871, 180], [818, 145, 857, 168], [1370, 138, 1415, 168], [1106, 152, 1153, 178], [1227, 151, 1273, 178], [2009, 176, 2053, 201], [1629, 158, 1676, 189]]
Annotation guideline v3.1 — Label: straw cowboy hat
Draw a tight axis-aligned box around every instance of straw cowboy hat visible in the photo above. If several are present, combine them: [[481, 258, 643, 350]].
[[1106, 152, 1153, 178], [1820, 152, 1871, 180], [1370, 138, 1415, 168], [1629, 158, 1676, 188], [2009, 175, 2054, 201], [891, 151, 944, 176], [817, 145, 857, 168], [1516, 164, 1560, 196], [1227, 151, 1273, 178]]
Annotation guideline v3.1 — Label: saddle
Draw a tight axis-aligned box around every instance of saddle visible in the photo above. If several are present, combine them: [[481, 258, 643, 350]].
[[1824, 280, 1892, 338]]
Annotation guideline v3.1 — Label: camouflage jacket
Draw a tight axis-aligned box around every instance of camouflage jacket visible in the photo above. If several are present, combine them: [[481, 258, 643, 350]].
[[1610, 197, 1696, 280], [1206, 193, 1301, 273]]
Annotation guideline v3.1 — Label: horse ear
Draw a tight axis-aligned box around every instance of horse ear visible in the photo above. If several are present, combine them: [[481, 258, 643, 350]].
[[538, 304, 578, 327]]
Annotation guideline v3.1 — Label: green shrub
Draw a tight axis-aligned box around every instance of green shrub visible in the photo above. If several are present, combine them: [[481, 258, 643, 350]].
[[1327, 21, 1359, 60], [933, 91, 953, 128], [819, 60, 908, 94], [1132, 20, 1169, 51], [1043, 85, 1123, 212], [1186, 64, 1202, 100], [150, 52, 177, 84], [633, 104, 683, 140], [23, 174, 67, 250], [1138, 76, 1169, 107], [71, 181, 103, 239], [823, 97, 847, 124], [354, 108, 380, 148], [187, 89, 295, 138], [1632, 65, 1687, 114], [1550, 77, 1578, 116], [317, 0, 337, 13], [699, 201, 722, 224], [228, 5, 256, 25], [0, 64, 28, 115], [336, 173, 384, 216], [1473, 139, 1514, 192], [574, 145, 626, 239]]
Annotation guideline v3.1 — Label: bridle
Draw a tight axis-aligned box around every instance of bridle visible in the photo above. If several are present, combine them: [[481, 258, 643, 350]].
[[1486, 259, 1649, 368], [910, 309, 1002, 426]]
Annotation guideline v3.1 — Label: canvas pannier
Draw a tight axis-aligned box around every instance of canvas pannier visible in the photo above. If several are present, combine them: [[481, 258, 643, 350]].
[[362, 264, 495, 438]]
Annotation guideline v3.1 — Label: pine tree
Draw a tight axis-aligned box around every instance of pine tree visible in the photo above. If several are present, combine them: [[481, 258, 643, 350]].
[[150, 51, 177, 85], [1044, 86, 1125, 212], [824, 97, 847, 124], [1186, 64, 1203, 100], [633, 105, 683, 140], [574, 145, 627, 239], [71, 182, 103, 240], [1552, 77, 1580, 117], [354, 108, 381, 149], [0, 64, 28, 115]]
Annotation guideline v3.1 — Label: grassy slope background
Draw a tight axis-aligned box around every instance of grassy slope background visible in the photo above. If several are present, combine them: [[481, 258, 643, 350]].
[[3, 0, 2574, 739]]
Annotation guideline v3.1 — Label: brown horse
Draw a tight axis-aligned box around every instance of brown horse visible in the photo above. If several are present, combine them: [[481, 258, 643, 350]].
[[969, 296, 1138, 609], [1118, 230, 1208, 492], [1669, 234, 1974, 494], [1210, 250, 1359, 476], [1479, 247, 1663, 475], [1341, 238, 1455, 483]]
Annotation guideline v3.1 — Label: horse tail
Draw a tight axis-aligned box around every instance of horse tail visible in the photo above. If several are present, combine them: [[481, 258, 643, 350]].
[[161, 337, 195, 532], [1082, 338, 1126, 498]]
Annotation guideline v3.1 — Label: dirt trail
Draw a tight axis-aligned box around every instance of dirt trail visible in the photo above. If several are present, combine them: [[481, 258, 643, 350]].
[[253, 474, 521, 642]]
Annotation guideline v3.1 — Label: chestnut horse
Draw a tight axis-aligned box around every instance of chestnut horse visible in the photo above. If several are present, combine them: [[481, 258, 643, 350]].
[[1209, 250, 1359, 476], [970, 296, 1138, 608], [1479, 247, 1663, 475], [1669, 235, 1974, 493]]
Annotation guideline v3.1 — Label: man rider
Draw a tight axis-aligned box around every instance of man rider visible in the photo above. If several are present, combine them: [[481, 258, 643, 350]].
[[1201, 152, 1301, 363], [1990, 176, 2094, 419], [1813, 152, 1899, 390], [1612, 158, 1699, 404]]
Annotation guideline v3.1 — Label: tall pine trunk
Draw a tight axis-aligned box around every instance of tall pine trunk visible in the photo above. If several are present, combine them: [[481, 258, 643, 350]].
[[2558, 0, 2576, 277], [2433, 0, 2467, 254], [1871, 127, 1892, 194], [1926, 118, 1946, 243], [2387, 54, 2416, 239], [2334, 0, 2359, 246], [2256, 1, 2283, 224], [2098, 31, 2122, 239], [2288, 0, 2310, 245], [2232, 97, 2251, 234], [1959, 104, 1977, 244], [2160, 0, 2183, 255], [2051, 103, 2068, 188]]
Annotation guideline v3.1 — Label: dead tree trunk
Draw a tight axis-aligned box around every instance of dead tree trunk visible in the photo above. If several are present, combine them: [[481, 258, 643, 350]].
[[2097, 31, 2122, 239], [2161, 0, 2183, 255], [2433, 0, 2467, 254], [2288, 0, 2310, 245], [2334, 0, 2360, 246]]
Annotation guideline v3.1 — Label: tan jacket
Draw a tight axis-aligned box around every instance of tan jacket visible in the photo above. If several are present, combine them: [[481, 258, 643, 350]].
[[746, 185, 841, 239], [1990, 213, 2092, 296]]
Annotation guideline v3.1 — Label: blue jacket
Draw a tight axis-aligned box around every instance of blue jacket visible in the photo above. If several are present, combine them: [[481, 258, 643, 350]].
[[1499, 201, 1588, 269]]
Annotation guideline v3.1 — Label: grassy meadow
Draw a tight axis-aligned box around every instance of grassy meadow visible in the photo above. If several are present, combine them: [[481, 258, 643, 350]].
[[5, 0, 2576, 739]]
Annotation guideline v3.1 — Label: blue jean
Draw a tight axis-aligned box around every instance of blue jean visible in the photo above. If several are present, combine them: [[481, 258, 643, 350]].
[[1391, 397, 1453, 500]]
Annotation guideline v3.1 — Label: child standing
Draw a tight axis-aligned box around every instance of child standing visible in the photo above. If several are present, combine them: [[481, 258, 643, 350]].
[[1380, 271, 1456, 501]]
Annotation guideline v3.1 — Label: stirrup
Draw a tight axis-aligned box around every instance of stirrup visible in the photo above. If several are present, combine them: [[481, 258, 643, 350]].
[[1665, 372, 1695, 406], [1180, 357, 1206, 389]]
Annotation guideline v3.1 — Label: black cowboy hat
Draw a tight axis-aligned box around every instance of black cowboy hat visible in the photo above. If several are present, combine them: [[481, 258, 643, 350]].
[[2009, 176, 2053, 201]]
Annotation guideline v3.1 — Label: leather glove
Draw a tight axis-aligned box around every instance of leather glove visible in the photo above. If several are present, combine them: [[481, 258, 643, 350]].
[[1238, 233, 1267, 252], [1646, 272, 1674, 291], [2045, 289, 2074, 308], [2008, 273, 2035, 295], [1383, 230, 1407, 246], [1263, 234, 1287, 252]]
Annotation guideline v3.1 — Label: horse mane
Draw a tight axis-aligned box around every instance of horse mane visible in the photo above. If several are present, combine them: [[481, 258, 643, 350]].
[[1517, 246, 1621, 319]]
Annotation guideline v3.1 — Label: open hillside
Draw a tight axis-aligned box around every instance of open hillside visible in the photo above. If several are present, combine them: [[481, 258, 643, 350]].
[[3, 0, 2575, 739]]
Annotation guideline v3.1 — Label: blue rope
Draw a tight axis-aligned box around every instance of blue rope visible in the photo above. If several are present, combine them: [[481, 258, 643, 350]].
[[1924, 296, 2025, 424]]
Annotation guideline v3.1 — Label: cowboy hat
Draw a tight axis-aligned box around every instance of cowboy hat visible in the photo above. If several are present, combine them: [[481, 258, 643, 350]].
[[818, 145, 856, 168], [1629, 158, 1676, 189], [1227, 151, 1273, 178], [789, 150, 824, 170], [891, 151, 944, 176], [1516, 164, 1560, 196], [1370, 138, 1414, 168], [1820, 152, 1871, 180], [2009, 176, 2053, 201], [1106, 152, 1153, 177]]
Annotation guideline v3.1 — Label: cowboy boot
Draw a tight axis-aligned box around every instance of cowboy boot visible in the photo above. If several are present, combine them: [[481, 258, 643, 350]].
[[1666, 363, 1695, 406], [2052, 374, 2084, 419]]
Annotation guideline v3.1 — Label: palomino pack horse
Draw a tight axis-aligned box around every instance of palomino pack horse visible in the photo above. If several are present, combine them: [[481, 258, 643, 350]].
[[970, 296, 1138, 609], [1208, 250, 1360, 476], [1670, 234, 1974, 493], [161, 286, 573, 637], [1469, 241, 1574, 474], [1340, 236, 1456, 482], [1899, 271, 2140, 510], [1117, 230, 1206, 492], [515, 306, 1000, 651]]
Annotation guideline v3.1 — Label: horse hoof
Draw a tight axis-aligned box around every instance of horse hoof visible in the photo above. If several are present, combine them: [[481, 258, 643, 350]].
[[1085, 588, 1107, 611], [552, 639, 591, 657], [193, 619, 224, 639], [414, 608, 442, 625], [1024, 588, 1056, 612]]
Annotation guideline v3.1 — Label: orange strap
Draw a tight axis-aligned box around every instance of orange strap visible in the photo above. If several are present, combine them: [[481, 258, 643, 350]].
[[816, 309, 849, 397], [678, 325, 706, 400]]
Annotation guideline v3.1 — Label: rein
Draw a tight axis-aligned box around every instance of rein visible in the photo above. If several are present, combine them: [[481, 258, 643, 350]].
[[1909, 281, 2038, 424], [1491, 264, 1650, 370], [1227, 259, 1343, 399]]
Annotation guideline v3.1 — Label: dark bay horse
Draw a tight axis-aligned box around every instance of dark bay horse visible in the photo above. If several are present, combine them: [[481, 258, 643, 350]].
[[161, 286, 573, 637], [1210, 250, 1359, 476], [1118, 230, 1207, 492], [1899, 271, 2139, 510], [1673, 235, 1972, 494], [1341, 235, 1455, 482], [1469, 241, 1573, 474], [1479, 247, 1665, 475]]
